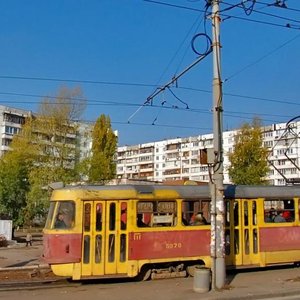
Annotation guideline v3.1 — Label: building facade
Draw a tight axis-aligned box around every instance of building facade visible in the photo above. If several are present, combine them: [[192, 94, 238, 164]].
[[116, 121, 300, 186], [2, 105, 299, 186], [0, 105, 80, 169], [0, 105, 32, 157]]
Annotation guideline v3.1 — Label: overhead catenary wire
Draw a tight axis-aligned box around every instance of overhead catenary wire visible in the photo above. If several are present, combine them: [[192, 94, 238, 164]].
[[256, 0, 300, 13], [0, 95, 292, 123], [1, 83, 300, 109], [225, 2, 300, 24], [143, 0, 300, 30], [158, 14, 204, 85], [127, 46, 212, 123], [224, 32, 300, 82]]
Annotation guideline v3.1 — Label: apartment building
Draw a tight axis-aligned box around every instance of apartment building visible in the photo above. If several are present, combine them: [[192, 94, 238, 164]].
[[2, 104, 299, 186], [116, 121, 300, 186], [0, 105, 80, 169], [0, 105, 32, 157]]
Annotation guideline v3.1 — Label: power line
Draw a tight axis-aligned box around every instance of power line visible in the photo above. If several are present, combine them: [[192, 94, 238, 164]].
[[222, 0, 300, 24], [180, 86, 300, 107], [143, 0, 205, 13], [221, 11, 300, 29], [111, 120, 211, 130], [250, 7, 300, 24], [0, 74, 157, 88], [143, 0, 300, 30], [0, 94, 294, 125], [1, 82, 300, 109], [127, 48, 212, 123], [256, 0, 300, 13], [224, 32, 300, 82]]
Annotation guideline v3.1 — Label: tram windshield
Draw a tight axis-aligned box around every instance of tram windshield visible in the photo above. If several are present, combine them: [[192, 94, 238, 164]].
[[45, 201, 75, 229]]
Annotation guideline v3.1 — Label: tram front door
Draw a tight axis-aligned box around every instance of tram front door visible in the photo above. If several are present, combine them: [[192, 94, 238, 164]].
[[225, 199, 260, 267], [81, 200, 128, 277]]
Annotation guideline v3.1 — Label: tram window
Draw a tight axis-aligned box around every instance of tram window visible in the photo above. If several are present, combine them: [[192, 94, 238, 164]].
[[264, 199, 295, 223], [225, 229, 230, 255], [108, 234, 115, 262], [52, 201, 75, 229], [120, 202, 127, 230], [244, 202, 248, 226], [233, 202, 239, 226], [95, 235, 102, 263], [234, 229, 239, 254], [120, 234, 126, 262], [83, 235, 90, 264], [253, 229, 258, 254], [45, 202, 55, 229], [181, 199, 210, 226], [137, 201, 177, 227], [137, 213, 148, 227], [84, 203, 91, 231], [225, 201, 230, 226], [109, 203, 116, 231], [244, 229, 249, 255], [252, 202, 257, 226], [96, 203, 102, 231]]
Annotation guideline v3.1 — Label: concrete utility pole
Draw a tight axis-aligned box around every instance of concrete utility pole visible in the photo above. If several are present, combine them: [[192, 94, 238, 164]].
[[210, 0, 226, 290]]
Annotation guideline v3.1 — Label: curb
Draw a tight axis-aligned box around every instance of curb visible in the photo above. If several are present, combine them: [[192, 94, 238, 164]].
[[0, 263, 50, 272]]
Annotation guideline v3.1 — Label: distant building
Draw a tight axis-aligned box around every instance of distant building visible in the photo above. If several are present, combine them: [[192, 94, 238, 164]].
[[0, 105, 32, 157], [116, 121, 300, 186], [0, 105, 81, 170], [1, 105, 299, 186]]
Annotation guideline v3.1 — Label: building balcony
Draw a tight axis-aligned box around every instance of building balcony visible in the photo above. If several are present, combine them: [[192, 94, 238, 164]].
[[163, 168, 181, 176], [139, 164, 154, 172]]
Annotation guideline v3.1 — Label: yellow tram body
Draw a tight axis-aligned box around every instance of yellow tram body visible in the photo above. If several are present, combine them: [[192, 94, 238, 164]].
[[43, 184, 300, 280]]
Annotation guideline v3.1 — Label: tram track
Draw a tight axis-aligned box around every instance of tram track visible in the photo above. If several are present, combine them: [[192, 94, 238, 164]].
[[0, 278, 78, 291], [0, 267, 81, 291]]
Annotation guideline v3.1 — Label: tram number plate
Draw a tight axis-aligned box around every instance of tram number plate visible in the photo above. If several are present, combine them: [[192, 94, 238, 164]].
[[166, 242, 182, 249]]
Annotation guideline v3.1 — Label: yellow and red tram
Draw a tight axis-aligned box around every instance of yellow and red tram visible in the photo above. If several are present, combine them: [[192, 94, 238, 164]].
[[43, 184, 300, 280]]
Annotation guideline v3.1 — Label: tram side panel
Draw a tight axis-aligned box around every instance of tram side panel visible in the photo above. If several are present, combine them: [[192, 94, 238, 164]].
[[128, 229, 210, 260], [259, 196, 300, 265], [259, 226, 300, 264], [43, 233, 82, 264]]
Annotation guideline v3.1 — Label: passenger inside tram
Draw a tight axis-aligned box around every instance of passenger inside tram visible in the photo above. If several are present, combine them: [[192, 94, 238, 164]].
[[55, 212, 67, 229], [137, 213, 148, 227], [191, 212, 208, 225]]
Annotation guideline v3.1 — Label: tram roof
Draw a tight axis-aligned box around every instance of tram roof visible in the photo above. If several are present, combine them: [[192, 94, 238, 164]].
[[52, 184, 300, 200]]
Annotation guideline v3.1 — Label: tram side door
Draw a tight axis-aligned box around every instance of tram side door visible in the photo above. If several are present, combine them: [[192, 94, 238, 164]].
[[81, 201, 128, 277], [104, 201, 128, 275], [238, 199, 260, 266]]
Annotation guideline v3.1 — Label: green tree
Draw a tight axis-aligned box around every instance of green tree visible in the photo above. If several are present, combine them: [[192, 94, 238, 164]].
[[228, 118, 270, 185], [1, 86, 86, 226], [85, 114, 118, 184], [24, 87, 86, 223], [34, 86, 86, 171], [0, 119, 40, 225], [0, 151, 31, 225]]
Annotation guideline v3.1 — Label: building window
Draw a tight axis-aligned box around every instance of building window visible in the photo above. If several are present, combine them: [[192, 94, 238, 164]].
[[5, 126, 19, 135], [264, 141, 273, 148]]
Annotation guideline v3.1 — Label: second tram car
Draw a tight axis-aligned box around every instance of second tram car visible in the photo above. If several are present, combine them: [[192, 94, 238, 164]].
[[43, 184, 300, 280]]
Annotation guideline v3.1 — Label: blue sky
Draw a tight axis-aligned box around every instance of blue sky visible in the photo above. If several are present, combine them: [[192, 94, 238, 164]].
[[0, 0, 299, 146]]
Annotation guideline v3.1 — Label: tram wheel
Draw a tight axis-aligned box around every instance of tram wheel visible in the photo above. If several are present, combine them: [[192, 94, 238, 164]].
[[136, 267, 152, 281], [294, 261, 300, 268]]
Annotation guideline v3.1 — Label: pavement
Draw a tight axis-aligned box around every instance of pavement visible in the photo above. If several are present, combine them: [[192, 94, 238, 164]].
[[0, 237, 300, 299], [0, 237, 45, 269]]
